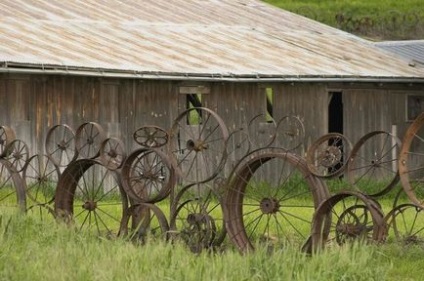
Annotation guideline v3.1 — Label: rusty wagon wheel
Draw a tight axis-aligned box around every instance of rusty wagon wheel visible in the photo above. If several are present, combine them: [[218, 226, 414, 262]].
[[225, 151, 329, 254], [121, 148, 175, 204], [276, 115, 305, 151], [0, 125, 16, 157], [23, 154, 60, 219], [247, 113, 277, 149], [347, 131, 401, 197], [54, 159, 128, 238], [169, 107, 229, 184], [75, 122, 106, 159], [4, 139, 30, 173], [133, 125, 169, 148], [99, 137, 126, 170], [45, 124, 78, 167], [120, 202, 170, 244], [307, 133, 352, 178], [399, 112, 424, 207], [224, 128, 251, 173], [309, 191, 386, 253], [0, 158, 26, 211], [169, 182, 226, 253]]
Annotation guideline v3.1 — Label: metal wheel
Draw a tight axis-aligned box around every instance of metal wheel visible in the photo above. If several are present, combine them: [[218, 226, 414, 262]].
[[169, 107, 229, 184], [399, 112, 424, 207], [75, 122, 106, 159], [0, 125, 16, 157], [307, 133, 352, 178], [100, 137, 126, 170], [385, 203, 424, 244], [247, 114, 277, 149], [0, 159, 26, 211], [225, 151, 329, 253], [276, 115, 305, 151], [121, 148, 175, 204], [23, 154, 60, 219], [133, 125, 169, 148], [120, 202, 170, 244], [310, 191, 386, 253], [170, 182, 226, 253], [45, 124, 77, 167], [347, 131, 401, 197], [225, 128, 251, 173], [4, 139, 29, 172], [54, 159, 128, 238]]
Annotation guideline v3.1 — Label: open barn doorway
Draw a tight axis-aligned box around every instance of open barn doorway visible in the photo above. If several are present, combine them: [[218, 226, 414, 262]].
[[328, 91, 343, 134]]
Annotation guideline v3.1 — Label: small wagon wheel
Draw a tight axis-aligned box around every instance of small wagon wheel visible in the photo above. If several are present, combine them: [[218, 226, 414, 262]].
[[54, 159, 128, 238], [99, 137, 126, 170], [75, 122, 106, 159], [4, 139, 29, 172], [309, 191, 386, 253], [121, 148, 176, 204], [276, 115, 305, 151], [399, 112, 424, 207], [0, 125, 16, 157], [169, 182, 226, 253], [347, 131, 401, 197], [225, 128, 251, 172], [120, 202, 170, 244], [0, 158, 26, 211], [133, 125, 169, 148], [384, 203, 424, 245], [225, 151, 329, 254], [23, 154, 60, 219], [247, 113, 277, 149], [169, 107, 229, 184], [45, 124, 77, 167], [306, 133, 352, 178]]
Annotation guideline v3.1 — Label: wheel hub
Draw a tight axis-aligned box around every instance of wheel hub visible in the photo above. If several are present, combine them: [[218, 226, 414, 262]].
[[260, 198, 280, 214], [82, 200, 97, 211], [186, 139, 208, 152]]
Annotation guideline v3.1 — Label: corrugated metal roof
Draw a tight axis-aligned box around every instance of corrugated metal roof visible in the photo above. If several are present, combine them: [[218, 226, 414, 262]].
[[0, 0, 423, 81], [375, 40, 424, 67]]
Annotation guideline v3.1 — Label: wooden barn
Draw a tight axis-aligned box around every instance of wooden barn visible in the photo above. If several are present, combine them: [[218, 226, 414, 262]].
[[1, 0, 424, 160]]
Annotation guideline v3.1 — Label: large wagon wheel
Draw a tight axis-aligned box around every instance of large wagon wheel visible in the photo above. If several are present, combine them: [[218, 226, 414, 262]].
[[45, 124, 78, 167], [0, 125, 16, 157], [276, 115, 305, 151], [23, 154, 60, 219], [54, 159, 128, 238], [309, 191, 386, 253], [4, 139, 29, 173], [399, 112, 424, 207], [120, 202, 170, 244], [75, 122, 106, 159], [99, 137, 126, 170], [307, 133, 352, 178], [121, 148, 175, 204], [347, 131, 401, 197], [247, 113, 277, 149], [169, 107, 229, 184], [133, 125, 169, 148], [384, 203, 424, 245], [169, 182, 226, 253], [225, 151, 329, 254], [0, 159, 26, 211]]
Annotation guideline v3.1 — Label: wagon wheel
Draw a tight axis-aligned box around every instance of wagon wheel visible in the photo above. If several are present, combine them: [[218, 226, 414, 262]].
[[120, 202, 170, 244], [225, 151, 329, 254], [169, 107, 229, 184], [307, 133, 352, 178], [225, 128, 251, 173], [347, 131, 401, 197], [4, 139, 29, 172], [45, 124, 77, 167], [276, 115, 305, 151], [385, 203, 424, 245], [133, 125, 169, 148], [0, 125, 16, 157], [99, 137, 126, 170], [247, 114, 277, 149], [399, 112, 424, 207], [169, 182, 226, 253], [75, 122, 106, 159], [54, 159, 128, 238], [23, 154, 60, 219], [0, 159, 26, 211], [121, 148, 176, 204], [309, 191, 386, 253]]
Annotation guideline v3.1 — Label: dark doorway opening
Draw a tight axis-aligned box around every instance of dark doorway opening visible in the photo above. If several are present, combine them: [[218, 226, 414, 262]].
[[328, 91, 343, 134]]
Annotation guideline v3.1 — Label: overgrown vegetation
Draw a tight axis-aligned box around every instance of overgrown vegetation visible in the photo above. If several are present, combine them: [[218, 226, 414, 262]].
[[264, 0, 424, 40]]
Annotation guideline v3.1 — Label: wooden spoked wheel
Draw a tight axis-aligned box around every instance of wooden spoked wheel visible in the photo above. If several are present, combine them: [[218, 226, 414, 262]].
[[75, 122, 106, 159], [45, 124, 77, 167], [276, 115, 305, 151], [100, 137, 126, 170], [4, 139, 30, 172]]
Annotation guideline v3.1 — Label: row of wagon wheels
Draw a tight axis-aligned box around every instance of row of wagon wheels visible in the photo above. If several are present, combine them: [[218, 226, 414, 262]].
[[2, 109, 424, 255]]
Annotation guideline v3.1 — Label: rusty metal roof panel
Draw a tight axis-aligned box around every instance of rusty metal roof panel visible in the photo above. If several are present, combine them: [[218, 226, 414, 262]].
[[0, 0, 423, 80]]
